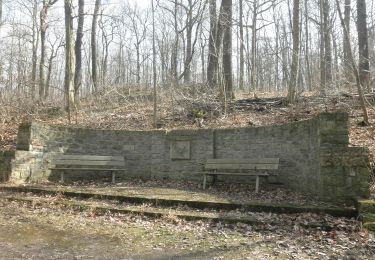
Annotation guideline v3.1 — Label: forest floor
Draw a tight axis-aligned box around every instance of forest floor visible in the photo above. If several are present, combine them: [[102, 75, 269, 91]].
[[0, 196, 374, 260]]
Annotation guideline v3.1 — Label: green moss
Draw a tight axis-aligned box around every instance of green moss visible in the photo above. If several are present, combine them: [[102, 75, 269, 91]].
[[362, 214, 375, 223], [357, 200, 375, 213], [363, 222, 375, 232]]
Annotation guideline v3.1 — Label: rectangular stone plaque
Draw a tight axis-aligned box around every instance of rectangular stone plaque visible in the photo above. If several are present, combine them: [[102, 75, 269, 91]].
[[170, 141, 190, 160]]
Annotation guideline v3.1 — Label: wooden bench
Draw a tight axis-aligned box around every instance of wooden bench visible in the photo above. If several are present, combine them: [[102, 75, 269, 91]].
[[49, 155, 125, 183], [203, 158, 279, 192]]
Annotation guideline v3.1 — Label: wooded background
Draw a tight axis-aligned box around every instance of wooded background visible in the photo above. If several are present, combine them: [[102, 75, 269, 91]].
[[0, 0, 373, 114]]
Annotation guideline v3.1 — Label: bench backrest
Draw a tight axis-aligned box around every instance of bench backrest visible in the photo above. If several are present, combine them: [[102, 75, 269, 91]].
[[205, 158, 279, 170], [51, 155, 125, 167]]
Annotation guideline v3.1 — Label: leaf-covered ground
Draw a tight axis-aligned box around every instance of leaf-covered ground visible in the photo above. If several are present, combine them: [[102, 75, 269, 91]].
[[0, 198, 374, 260]]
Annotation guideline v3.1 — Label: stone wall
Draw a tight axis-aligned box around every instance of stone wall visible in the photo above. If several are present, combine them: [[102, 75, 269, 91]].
[[10, 113, 372, 202], [0, 151, 15, 182]]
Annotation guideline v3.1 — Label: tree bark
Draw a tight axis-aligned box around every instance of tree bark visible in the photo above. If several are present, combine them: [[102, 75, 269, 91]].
[[239, 0, 244, 90], [336, 0, 369, 124], [343, 0, 353, 82], [323, 0, 332, 86], [357, 0, 370, 91], [184, 0, 193, 84], [287, 0, 300, 104], [319, 0, 326, 94], [74, 0, 84, 101], [31, 0, 39, 100], [39, 0, 58, 100], [64, 0, 75, 113], [304, 0, 312, 91], [221, 0, 233, 100], [250, 0, 258, 91], [91, 0, 101, 93], [207, 0, 217, 88]]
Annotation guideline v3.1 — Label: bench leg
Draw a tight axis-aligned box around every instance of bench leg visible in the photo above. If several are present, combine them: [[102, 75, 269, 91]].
[[60, 172, 64, 183], [203, 174, 207, 189], [255, 176, 259, 193], [112, 172, 115, 184]]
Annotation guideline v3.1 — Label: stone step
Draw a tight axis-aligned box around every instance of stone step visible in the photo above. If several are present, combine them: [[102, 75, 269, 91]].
[[362, 213, 375, 223], [0, 193, 352, 231], [363, 222, 375, 232], [357, 200, 375, 214], [0, 185, 357, 218]]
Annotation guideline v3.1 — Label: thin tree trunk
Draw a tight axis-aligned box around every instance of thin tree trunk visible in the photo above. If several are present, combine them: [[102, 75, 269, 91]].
[[31, 0, 39, 100], [250, 0, 257, 91], [207, 0, 217, 88], [64, 0, 75, 115], [221, 0, 233, 100], [239, 0, 244, 90], [152, 0, 157, 128], [91, 0, 101, 93], [336, 0, 369, 124], [323, 0, 332, 86], [343, 0, 353, 82], [39, 0, 58, 100], [288, 0, 300, 104], [184, 0, 193, 84], [74, 0, 84, 101], [319, 0, 326, 94], [304, 0, 312, 91], [357, 0, 370, 91]]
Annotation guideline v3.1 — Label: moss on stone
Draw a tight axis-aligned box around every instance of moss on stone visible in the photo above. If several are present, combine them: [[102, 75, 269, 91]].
[[363, 222, 375, 232], [357, 200, 375, 213]]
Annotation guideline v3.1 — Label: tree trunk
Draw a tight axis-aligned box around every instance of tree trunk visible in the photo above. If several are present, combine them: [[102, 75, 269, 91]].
[[64, 0, 75, 113], [221, 0, 233, 100], [287, 0, 300, 104], [319, 0, 326, 94], [184, 0, 193, 84], [304, 0, 312, 91], [250, 0, 257, 92], [207, 0, 217, 88], [323, 0, 332, 86], [239, 0, 244, 90], [31, 0, 39, 100], [357, 0, 370, 91], [74, 0, 84, 101], [343, 0, 353, 82], [171, 0, 179, 86], [152, 0, 157, 128], [336, 0, 369, 124], [91, 0, 101, 93], [39, 0, 58, 100]]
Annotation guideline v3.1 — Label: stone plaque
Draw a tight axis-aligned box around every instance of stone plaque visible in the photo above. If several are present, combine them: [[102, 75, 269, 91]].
[[170, 141, 190, 160]]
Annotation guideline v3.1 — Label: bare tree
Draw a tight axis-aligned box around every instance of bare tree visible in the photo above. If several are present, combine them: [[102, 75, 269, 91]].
[[221, 0, 233, 100], [64, 0, 75, 113], [91, 0, 101, 93], [343, 0, 352, 82], [239, 0, 245, 90], [287, 0, 300, 104], [336, 0, 369, 124], [357, 0, 370, 91], [74, 0, 84, 101], [207, 0, 217, 88], [39, 0, 58, 100]]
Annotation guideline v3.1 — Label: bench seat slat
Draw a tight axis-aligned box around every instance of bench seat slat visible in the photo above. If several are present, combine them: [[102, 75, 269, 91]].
[[53, 155, 124, 161], [206, 158, 279, 164], [205, 172, 269, 176], [51, 160, 125, 167], [50, 167, 124, 171], [205, 164, 278, 170]]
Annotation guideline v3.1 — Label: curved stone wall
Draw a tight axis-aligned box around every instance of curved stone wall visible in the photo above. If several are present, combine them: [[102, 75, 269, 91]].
[[10, 113, 371, 202]]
